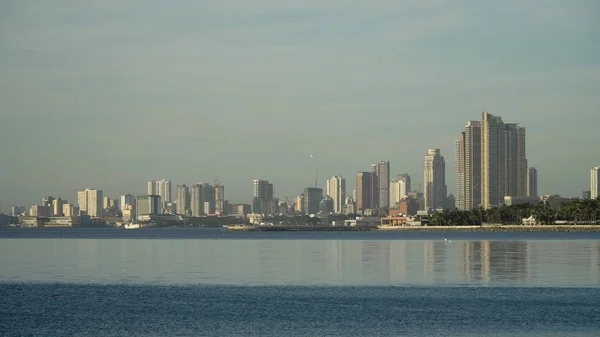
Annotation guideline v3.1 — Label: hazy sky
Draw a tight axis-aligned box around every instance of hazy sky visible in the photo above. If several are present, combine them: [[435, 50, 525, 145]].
[[1, 1, 599, 209]]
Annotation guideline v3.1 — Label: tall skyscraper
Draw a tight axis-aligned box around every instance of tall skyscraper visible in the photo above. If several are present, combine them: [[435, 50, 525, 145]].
[[77, 188, 103, 217], [176, 184, 189, 215], [190, 184, 202, 216], [481, 112, 506, 209], [390, 174, 411, 207], [215, 182, 225, 214], [591, 166, 600, 199], [481, 112, 527, 208], [303, 187, 323, 215], [355, 172, 373, 214], [527, 167, 538, 197], [156, 179, 172, 203], [201, 183, 215, 214], [424, 149, 446, 211], [252, 179, 274, 214], [456, 121, 482, 210], [147, 180, 157, 195], [371, 161, 390, 210], [326, 176, 346, 214]]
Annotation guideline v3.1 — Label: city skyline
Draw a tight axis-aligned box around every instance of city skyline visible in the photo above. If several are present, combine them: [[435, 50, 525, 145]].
[[1, 1, 599, 209]]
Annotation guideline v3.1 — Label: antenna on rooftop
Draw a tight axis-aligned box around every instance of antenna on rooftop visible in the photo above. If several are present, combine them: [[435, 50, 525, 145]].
[[315, 168, 319, 188]]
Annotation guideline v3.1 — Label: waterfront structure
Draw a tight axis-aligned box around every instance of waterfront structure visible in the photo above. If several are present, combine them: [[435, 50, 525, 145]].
[[592, 166, 600, 199], [303, 187, 323, 215], [176, 184, 189, 215], [390, 174, 411, 207], [371, 161, 390, 210], [424, 149, 446, 211], [326, 176, 346, 214], [527, 167, 538, 197], [77, 189, 102, 217]]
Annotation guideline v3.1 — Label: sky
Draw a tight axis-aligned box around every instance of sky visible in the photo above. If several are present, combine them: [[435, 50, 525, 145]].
[[0, 0, 599, 210]]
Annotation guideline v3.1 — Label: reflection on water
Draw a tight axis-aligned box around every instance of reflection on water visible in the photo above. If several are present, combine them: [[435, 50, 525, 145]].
[[0, 239, 599, 287]]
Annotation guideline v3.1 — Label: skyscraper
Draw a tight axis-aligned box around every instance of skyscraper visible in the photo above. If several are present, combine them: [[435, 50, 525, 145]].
[[156, 179, 172, 203], [326, 176, 346, 214], [591, 166, 600, 199], [77, 188, 103, 217], [176, 184, 189, 215], [481, 112, 506, 209], [371, 161, 390, 210], [147, 180, 157, 195], [190, 184, 202, 216], [303, 187, 323, 215], [355, 172, 374, 214], [215, 182, 225, 214], [456, 121, 482, 210], [252, 179, 274, 214], [424, 149, 446, 211], [390, 174, 411, 207], [527, 167, 538, 197]]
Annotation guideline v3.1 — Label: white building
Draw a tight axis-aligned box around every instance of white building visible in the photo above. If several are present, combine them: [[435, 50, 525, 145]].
[[147, 180, 157, 195], [326, 175, 346, 214], [592, 166, 600, 199], [190, 184, 202, 216], [390, 174, 411, 207], [78, 189, 102, 217], [120, 194, 135, 212], [156, 179, 172, 204], [424, 149, 446, 211]]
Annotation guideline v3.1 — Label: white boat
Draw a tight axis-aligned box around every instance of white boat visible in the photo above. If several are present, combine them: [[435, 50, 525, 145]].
[[124, 223, 141, 229]]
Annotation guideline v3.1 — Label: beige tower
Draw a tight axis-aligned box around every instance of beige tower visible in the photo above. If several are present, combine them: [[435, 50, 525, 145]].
[[481, 112, 505, 208], [424, 149, 446, 211]]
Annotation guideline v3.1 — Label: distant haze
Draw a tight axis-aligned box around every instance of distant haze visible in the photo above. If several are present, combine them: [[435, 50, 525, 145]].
[[1, 1, 599, 208]]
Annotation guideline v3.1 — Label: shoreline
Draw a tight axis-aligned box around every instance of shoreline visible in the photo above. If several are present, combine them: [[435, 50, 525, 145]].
[[376, 225, 600, 232]]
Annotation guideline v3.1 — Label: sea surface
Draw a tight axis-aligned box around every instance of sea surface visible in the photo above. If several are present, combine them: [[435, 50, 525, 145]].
[[1, 228, 599, 336]]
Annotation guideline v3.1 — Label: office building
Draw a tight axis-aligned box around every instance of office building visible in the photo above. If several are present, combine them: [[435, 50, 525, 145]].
[[147, 180, 157, 195], [356, 172, 373, 214], [176, 184, 189, 215], [326, 176, 346, 214], [77, 189, 103, 217], [424, 149, 446, 211], [190, 184, 202, 216], [156, 179, 172, 204], [527, 167, 538, 197], [120, 194, 135, 212], [136, 195, 161, 220], [252, 179, 274, 214], [215, 182, 225, 214], [371, 161, 390, 210], [304, 187, 323, 215], [390, 174, 411, 207]]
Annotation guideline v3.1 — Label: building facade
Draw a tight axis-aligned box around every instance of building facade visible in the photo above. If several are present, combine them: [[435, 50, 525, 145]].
[[424, 149, 446, 211], [326, 176, 346, 214]]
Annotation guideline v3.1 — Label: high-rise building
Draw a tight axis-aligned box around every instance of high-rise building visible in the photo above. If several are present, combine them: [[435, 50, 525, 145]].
[[481, 112, 506, 209], [136, 195, 161, 220], [252, 179, 274, 214], [527, 167, 538, 197], [355, 172, 373, 214], [176, 184, 189, 215], [591, 166, 600, 199], [303, 187, 323, 215], [424, 149, 446, 211], [190, 184, 202, 216], [371, 161, 390, 210], [147, 180, 157, 195], [390, 174, 411, 207], [326, 176, 346, 214], [201, 183, 215, 214], [215, 182, 225, 214], [77, 189, 102, 217], [156, 179, 172, 203], [52, 198, 63, 216], [480, 112, 527, 208], [120, 194, 135, 212]]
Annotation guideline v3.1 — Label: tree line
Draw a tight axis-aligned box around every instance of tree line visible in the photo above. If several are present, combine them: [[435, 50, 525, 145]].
[[429, 198, 600, 226]]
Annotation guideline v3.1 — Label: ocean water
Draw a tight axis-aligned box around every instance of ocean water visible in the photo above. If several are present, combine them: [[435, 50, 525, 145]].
[[1, 228, 599, 336]]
